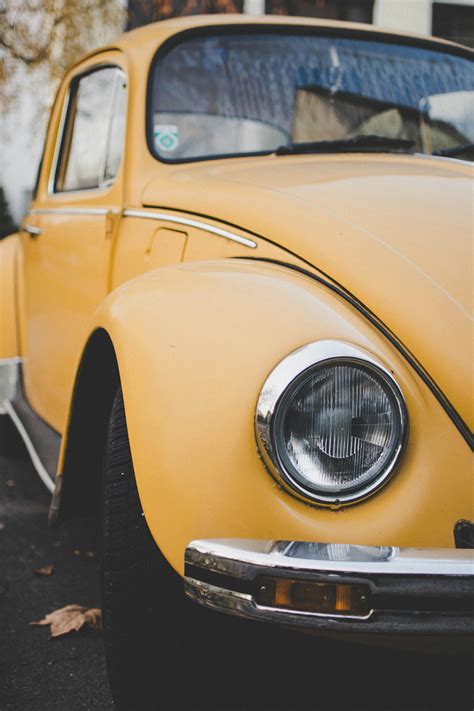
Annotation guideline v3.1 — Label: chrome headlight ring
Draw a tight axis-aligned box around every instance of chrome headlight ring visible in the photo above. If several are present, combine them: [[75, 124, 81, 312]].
[[255, 341, 409, 507]]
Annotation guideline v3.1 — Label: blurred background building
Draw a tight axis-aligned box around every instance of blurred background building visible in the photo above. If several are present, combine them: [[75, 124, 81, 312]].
[[1, 0, 472, 228]]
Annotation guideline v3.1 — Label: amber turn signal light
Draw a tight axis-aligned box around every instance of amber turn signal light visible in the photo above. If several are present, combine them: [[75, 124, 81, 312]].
[[256, 576, 370, 617]]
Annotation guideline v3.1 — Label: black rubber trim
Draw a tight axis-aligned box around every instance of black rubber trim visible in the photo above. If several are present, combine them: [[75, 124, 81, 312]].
[[371, 592, 473, 613], [235, 256, 473, 450], [454, 520, 474, 549]]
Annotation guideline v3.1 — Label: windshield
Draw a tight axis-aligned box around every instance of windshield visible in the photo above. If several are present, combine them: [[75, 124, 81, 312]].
[[150, 31, 474, 162]]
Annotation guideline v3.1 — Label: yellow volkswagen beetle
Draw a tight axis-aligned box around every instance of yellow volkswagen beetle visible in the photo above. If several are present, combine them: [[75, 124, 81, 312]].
[[1, 14, 473, 709]]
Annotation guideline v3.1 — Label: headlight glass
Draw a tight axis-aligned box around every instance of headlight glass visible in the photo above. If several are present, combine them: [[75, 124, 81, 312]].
[[256, 342, 408, 506]]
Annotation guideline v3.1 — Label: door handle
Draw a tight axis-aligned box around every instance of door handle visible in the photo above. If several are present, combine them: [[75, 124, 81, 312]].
[[22, 225, 42, 238]]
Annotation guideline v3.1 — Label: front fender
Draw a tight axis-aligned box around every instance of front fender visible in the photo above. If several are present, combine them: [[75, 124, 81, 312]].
[[85, 259, 471, 574]]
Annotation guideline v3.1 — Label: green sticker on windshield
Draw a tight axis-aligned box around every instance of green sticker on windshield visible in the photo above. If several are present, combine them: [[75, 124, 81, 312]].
[[154, 124, 179, 152]]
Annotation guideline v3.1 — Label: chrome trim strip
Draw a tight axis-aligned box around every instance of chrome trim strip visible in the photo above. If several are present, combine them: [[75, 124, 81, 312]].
[[0, 357, 22, 415], [21, 225, 43, 237], [187, 539, 473, 578], [3, 400, 55, 494], [123, 209, 257, 249], [0, 358, 55, 494], [48, 84, 71, 196], [255, 340, 408, 507], [28, 207, 256, 246], [29, 207, 110, 216]]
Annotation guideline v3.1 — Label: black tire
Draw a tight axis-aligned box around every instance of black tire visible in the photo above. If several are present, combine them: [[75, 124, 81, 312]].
[[102, 388, 180, 710], [102, 388, 319, 710], [101, 389, 250, 710]]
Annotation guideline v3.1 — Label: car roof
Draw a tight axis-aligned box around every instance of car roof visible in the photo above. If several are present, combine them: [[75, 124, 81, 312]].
[[78, 13, 473, 69]]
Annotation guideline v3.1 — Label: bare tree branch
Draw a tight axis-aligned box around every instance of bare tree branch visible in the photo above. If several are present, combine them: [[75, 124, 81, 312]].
[[1, 0, 125, 112]]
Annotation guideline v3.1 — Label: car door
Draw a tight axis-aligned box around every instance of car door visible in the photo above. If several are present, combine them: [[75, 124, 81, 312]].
[[22, 56, 127, 431]]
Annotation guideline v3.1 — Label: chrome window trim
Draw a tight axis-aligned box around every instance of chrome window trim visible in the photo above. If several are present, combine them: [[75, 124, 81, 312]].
[[98, 70, 120, 188], [255, 340, 409, 507], [48, 83, 71, 196], [100, 68, 128, 187], [123, 209, 257, 248], [48, 64, 126, 197], [48, 185, 114, 199]]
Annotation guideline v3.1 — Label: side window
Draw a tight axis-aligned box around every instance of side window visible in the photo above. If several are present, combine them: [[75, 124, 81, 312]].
[[54, 66, 127, 193]]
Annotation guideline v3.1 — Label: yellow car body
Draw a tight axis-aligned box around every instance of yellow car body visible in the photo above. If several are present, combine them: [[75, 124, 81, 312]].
[[0, 16, 472, 642]]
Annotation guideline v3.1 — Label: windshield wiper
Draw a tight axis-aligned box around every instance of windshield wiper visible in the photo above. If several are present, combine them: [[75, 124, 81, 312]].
[[432, 143, 474, 160], [275, 135, 415, 156]]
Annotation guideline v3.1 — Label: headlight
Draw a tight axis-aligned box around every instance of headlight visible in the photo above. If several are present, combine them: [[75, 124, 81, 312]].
[[255, 341, 408, 506]]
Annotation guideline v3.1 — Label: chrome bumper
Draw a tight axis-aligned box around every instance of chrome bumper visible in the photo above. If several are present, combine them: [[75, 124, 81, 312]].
[[184, 539, 474, 636]]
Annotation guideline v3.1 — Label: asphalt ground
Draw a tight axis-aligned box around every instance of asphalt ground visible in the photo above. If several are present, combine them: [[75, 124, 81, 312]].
[[0, 421, 472, 711]]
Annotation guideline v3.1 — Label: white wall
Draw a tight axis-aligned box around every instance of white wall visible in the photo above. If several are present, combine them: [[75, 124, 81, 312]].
[[373, 0, 433, 35], [243, 0, 265, 14], [0, 66, 51, 224]]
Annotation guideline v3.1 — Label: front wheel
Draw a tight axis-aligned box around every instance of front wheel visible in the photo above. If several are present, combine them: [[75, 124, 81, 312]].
[[102, 388, 191, 709], [101, 389, 269, 710]]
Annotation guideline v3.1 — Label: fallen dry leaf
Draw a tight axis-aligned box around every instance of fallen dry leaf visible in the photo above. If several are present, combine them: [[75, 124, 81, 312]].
[[34, 564, 54, 577], [31, 605, 102, 638]]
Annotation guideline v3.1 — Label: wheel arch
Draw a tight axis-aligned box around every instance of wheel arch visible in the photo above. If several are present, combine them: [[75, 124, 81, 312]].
[[49, 327, 120, 524]]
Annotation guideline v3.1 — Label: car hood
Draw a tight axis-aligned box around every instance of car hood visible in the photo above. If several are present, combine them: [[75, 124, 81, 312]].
[[142, 154, 473, 433]]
